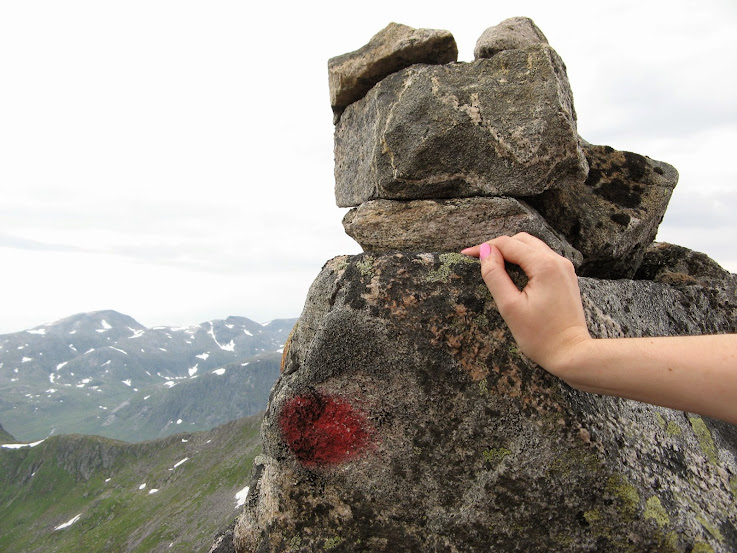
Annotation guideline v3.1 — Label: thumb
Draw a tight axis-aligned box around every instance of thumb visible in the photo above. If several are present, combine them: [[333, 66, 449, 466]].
[[480, 243, 521, 312]]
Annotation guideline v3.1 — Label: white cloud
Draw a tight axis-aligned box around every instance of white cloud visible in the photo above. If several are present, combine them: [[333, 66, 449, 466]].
[[0, 0, 735, 333]]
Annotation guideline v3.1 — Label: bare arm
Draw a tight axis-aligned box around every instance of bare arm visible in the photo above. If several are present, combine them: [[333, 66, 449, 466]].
[[462, 233, 737, 425]]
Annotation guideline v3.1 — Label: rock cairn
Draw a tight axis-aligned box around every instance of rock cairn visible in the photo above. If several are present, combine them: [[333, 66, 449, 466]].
[[223, 18, 737, 553], [332, 18, 677, 279]]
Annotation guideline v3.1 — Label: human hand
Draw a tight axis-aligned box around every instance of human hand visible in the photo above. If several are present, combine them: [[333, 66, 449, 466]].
[[462, 233, 591, 377]]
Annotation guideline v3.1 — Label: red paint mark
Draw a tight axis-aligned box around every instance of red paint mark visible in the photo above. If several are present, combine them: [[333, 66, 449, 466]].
[[279, 391, 372, 467]]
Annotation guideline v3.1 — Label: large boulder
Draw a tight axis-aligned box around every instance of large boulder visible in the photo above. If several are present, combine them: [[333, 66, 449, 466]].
[[342, 196, 582, 266], [526, 143, 678, 278], [234, 253, 737, 553], [474, 16, 549, 59], [328, 22, 458, 121], [334, 44, 588, 207]]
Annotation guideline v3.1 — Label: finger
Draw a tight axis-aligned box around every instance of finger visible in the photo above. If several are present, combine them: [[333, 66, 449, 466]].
[[509, 232, 551, 251], [507, 233, 562, 262], [480, 243, 522, 310], [460, 245, 481, 257], [462, 233, 551, 258], [487, 235, 537, 269]]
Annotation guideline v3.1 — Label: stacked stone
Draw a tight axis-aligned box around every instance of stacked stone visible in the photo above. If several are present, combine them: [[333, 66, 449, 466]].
[[226, 18, 737, 553], [329, 18, 678, 278]]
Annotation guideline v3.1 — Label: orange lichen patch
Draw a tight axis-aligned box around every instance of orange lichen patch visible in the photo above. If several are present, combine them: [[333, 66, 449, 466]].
[[427, 312, 495, 382], [496, 373, 523, 398], [384, 291, 419, 321], [466, 362, 490, 382], [491, 328, 506, 341]]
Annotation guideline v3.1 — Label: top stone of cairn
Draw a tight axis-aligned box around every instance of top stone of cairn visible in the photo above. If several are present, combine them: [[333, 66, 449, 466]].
[[474, 16, 549, 59], [328, 22, 458, 121]]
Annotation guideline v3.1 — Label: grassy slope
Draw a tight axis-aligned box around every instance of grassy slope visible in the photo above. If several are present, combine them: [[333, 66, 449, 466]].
[[0, 414, 262, 553], [0, 422, 15, 443]]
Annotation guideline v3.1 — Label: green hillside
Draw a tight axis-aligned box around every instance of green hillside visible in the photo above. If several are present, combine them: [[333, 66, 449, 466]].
[[98, 353, 281, 443], [0, 422, 15, 443], [0, 414, 261, 553]]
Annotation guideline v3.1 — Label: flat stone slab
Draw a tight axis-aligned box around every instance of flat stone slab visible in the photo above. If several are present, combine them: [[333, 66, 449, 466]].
[[334, 45, 588, 207], [475, 16, 549, 59], [342, 196, 582, 266], [526, 143, 678, 278], [328, 22, 457, 120]]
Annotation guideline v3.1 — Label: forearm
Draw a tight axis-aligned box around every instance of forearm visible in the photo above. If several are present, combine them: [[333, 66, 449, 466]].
[[557, 334, 737, 424]]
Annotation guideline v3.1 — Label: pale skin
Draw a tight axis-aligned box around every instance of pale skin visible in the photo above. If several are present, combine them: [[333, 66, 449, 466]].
[[461, 233, 737, 425]]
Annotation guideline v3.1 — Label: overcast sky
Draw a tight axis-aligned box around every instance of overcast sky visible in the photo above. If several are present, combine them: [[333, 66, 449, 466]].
[[1, 0, 736, 333]]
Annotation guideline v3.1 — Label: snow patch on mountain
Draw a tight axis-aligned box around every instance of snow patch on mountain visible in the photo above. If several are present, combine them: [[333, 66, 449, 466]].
[[54, 513, 81, 531], [2, 439, 45, 449], [235, 485, 250, 508], [172, 457, 189, 469], [207, 323, 235, 352]]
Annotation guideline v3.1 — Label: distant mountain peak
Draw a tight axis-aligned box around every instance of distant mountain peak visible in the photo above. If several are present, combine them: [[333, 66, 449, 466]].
[[19, 310, 147, 337], [1, 310, 296, 442]]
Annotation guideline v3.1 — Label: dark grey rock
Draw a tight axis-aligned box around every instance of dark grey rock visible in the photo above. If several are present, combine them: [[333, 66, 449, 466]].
[[334, 45, 588, 207], [342, 196, 582, 266], [208, 520, 237, 553], [328, 22, 457, 121], [635, 242, 737, 323], [636, 241, 736, 289], [234, 253, 737, 553], [474, 16, 549, 59], [526, 144, 678, 278]]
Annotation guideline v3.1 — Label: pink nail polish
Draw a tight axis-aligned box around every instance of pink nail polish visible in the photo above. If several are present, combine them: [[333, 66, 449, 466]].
[[479, 242, 491, 260]]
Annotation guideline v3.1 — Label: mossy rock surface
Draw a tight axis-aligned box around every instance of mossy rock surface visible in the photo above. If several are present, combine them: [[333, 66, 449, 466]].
[[234, 253, 737, 552]]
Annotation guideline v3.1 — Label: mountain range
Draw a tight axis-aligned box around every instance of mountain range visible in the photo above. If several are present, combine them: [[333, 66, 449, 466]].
[[0, 310, 295, 443]]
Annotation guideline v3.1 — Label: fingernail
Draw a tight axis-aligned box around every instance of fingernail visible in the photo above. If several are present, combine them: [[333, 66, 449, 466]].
[[479, 242, 491, 260]]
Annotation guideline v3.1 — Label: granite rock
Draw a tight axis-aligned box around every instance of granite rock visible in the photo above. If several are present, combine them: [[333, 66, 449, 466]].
[[328, 22, 458, 121], [233, 253, 737, 553], [636, 242, 736, 288], [525, 144, 678, 278], [474, 16, 549, 59], [334, 44, 587, 207], [342, 196, 582, 266]]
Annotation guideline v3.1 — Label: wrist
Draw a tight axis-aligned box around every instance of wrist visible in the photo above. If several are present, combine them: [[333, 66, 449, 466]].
[[547, 332, 597, 389]]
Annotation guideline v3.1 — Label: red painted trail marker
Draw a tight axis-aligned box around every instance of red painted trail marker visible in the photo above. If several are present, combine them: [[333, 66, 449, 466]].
[[279, 391, 373, 467]]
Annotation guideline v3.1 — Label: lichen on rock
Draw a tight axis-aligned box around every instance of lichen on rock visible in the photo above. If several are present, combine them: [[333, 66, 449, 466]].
[[233, 253, 737, 552]]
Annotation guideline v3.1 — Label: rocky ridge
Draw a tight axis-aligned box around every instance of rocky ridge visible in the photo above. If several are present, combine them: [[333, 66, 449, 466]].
[[225, 18, 737, 553]]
